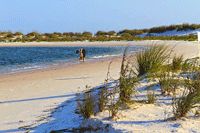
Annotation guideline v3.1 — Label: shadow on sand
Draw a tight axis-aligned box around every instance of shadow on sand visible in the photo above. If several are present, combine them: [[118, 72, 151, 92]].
[[0, 94, 74, 104]]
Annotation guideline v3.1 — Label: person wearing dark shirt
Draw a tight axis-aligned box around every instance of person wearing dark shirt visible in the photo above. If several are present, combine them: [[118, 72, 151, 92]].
[[76, 48, 87, 62], [82, 48, 87, 62]]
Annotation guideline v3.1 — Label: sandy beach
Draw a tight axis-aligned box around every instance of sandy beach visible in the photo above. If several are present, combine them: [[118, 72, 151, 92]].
[[0, 41, 200, 132]]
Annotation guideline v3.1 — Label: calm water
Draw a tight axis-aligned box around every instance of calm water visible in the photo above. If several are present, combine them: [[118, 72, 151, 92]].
[[0, 46, 142, 75]]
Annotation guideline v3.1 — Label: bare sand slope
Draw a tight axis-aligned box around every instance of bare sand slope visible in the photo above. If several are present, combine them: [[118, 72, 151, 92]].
[[0, 41, 199, 132]]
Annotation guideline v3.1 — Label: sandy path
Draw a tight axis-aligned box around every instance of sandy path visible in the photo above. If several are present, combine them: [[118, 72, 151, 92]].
[[0, 41, 199, 132]]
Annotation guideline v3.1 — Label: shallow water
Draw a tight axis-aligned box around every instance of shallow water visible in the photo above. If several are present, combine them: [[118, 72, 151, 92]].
[[0, 45, 142, 75]]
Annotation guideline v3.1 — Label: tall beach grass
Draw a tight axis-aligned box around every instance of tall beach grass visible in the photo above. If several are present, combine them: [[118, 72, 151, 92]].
[[136, 44, 170, 76]]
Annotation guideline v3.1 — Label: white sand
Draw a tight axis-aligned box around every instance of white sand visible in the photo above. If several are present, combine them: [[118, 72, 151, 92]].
[[94, 79, 200, 132], [0, 41, 200, 132]]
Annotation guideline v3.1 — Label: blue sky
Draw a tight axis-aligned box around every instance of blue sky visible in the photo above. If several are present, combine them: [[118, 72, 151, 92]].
[[0, 0, 200, 34]]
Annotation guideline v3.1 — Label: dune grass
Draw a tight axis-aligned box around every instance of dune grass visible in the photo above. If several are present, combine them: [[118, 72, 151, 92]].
[[172, 71, 200, 119], [76, 91, 95, 119], [172, 54, 183, 72], [76, 44, 200, 121], [98, 86, 108, 112], [136, 44, 170, 76], [147, 88, 155, 104]]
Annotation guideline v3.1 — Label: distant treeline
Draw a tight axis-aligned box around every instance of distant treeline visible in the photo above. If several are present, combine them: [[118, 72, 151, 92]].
[[0, 23, 199, 42]]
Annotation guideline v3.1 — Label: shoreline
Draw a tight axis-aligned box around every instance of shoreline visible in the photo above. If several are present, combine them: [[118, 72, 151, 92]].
[[0, 44, 138, 76], [1, 41, 200, 132]]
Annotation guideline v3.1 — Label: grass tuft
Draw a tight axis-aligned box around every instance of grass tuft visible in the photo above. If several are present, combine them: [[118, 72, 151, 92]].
[[136, 44, 170, 76], [98, 86, 108, 112], [109, 87, 121, 119], [119, 46, 138, 103], [172, 72, 200, 119], [172, 54, 183, 72], [76, 91, 95, 119], [146, 87, 155, 104]]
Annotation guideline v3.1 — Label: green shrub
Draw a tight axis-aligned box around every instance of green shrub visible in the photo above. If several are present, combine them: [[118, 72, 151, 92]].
[[6, 32, 14, 38], [76, 91, 95, 119], [172, 88, 199, 118], [172, 72, 200, 119], [109, 87, 121, 119], [98, 86, 108, 112], [172, 54, 183, 72], [14, 31, 23, 36], [136, 44, 170, 76], [159, 73, 180, 95], [119, 76, 136, 103], [119, 47, 138, 103], [147, 88, 155, 104], [121, 33, 131, 38], [182, 59, 191, 73], [182, 57, 200, 73]]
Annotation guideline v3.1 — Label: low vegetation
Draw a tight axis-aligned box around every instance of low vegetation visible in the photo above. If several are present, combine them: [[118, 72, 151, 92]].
[[149, 23, 200, 33], [136, 44, 170, 76], [0, 23, 199, 43], [172, 72, 200, 119], [172, 54, 183, 72], [76, 44, 200, 121], [98, 86, 108, 112], [119, 47, 138, 104], [76, 91, 95, 119], [146, 85, 156, 104], [109, 87, 121, 119]]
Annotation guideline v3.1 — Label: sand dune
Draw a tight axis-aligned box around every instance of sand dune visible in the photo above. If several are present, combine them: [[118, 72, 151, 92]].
[[0, 41, 200, 132]]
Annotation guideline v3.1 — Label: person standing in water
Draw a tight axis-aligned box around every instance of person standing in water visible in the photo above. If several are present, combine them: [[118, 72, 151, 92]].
[[76, 48, 87, 62], [82, 48, 86, 62]]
